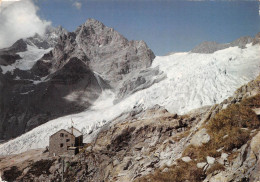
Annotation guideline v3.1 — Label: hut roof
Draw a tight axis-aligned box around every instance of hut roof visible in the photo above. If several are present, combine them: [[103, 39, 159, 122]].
[[65, 127, 82, 137]]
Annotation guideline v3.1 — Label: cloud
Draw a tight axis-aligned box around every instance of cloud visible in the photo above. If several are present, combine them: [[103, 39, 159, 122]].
[[73, 1, 82, 9], [0, 0, 51, 49]]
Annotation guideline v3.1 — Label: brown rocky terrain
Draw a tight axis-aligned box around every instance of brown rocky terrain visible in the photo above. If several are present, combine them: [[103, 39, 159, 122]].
[[1, 74, 259, 182]]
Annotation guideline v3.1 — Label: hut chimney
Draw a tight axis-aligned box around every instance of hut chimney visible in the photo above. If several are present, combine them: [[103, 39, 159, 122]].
[[71, 118, 74, 135]]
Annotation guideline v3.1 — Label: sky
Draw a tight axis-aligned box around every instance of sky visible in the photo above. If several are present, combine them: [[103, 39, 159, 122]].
[[0, 0, 260, 55]]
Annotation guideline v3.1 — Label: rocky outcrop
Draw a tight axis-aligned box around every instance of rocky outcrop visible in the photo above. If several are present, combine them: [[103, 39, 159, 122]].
[[204, 131, 260, 182], [0, 105, 208, 182], [191, 41, 229, 54], [25, 26, 67, 49], [0, 39, 27, 66], [6, 39, 28, 53], [191, 35, 256, 54], [136, 74, 260, 182], [115, 66, 166, 102], [252, 32, 260, 45], [190, 128, 210, 147]]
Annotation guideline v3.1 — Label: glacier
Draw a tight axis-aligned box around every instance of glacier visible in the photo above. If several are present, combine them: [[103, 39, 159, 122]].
[[0, 43, 259, 156]]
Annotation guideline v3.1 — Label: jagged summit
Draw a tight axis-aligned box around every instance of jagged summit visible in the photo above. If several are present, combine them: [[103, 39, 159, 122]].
[[82, 18, 106, 30], [51, 18, 155, 87], [25, 25, 68, 49], [8, 39, 28, 53], [75, 18, 114, 40]]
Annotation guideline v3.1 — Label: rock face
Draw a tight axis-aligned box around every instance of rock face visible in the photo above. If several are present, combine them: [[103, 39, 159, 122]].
[[24, 26, 68, 50], [190, 128, 210, 147], [0, 39, 26, 66], [252, 32, 260, 45], [0, 57, 105, 139], [115, 66, 166, 102], [204, 131, 260, 182], [33, 19, 156, 98], [49, 19, 155, 97], [0, 19, 155, 141], [191, 36, 254, 54]]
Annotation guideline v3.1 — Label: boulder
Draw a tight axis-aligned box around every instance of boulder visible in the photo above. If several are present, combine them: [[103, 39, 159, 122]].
[[190, 128, 210, 147], [217, 153, 228, 165], [197, 162, 207, 169], [221, 153, 228, 160], [181, 156, 192, 163], [206, 156, 215, 165], [162, 168, 169, 173], [206, 172, 229, 182]]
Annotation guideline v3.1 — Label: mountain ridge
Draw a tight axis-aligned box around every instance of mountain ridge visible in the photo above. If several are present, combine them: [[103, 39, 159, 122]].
[[0, 18, 155, 141], [191, 35, 257, 54]]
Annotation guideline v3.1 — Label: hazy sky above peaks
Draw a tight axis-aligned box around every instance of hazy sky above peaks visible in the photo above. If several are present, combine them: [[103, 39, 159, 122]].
[[1, 0, 260, 55]]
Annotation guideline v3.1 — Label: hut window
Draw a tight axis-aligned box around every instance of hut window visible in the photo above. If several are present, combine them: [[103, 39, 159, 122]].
[[66, 139, 70, 142], [60, 133, 64, 137], [60, 143, 63, 148], [65, 134, 68, 137]]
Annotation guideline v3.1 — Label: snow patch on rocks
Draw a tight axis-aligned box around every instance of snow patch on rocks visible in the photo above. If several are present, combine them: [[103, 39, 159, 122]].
[[0, 45, 52, 74]]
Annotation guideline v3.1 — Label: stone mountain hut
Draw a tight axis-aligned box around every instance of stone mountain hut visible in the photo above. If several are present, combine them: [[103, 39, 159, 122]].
[[49, 127, 83, 156]]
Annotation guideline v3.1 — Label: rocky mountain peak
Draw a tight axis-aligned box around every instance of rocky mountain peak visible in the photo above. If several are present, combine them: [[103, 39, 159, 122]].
[[0, 39, 27, 66], [46, 25, 67, 35], [49, 19, 155, 88], [9, 39, 28, 53], [0, 18, 155, 141], [75, 18, 128, 49], [23, 26, 68, 50], [84, 18, 105, 30], [75, 18, 106, 38]]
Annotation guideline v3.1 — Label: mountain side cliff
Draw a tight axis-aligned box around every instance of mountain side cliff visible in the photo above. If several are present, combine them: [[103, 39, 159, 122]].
[[0, 19, 155, 141]]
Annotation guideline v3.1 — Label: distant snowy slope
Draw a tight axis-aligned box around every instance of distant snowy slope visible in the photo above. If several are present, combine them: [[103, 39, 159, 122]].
[[0, 43, 259, 155]]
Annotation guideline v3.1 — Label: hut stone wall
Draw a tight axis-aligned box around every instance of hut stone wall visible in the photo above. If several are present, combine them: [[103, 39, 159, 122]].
[[49, 129, 76, 156]]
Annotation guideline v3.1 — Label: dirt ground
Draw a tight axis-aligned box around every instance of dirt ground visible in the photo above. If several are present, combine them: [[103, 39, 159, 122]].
[[0, 148, 49, 173]]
